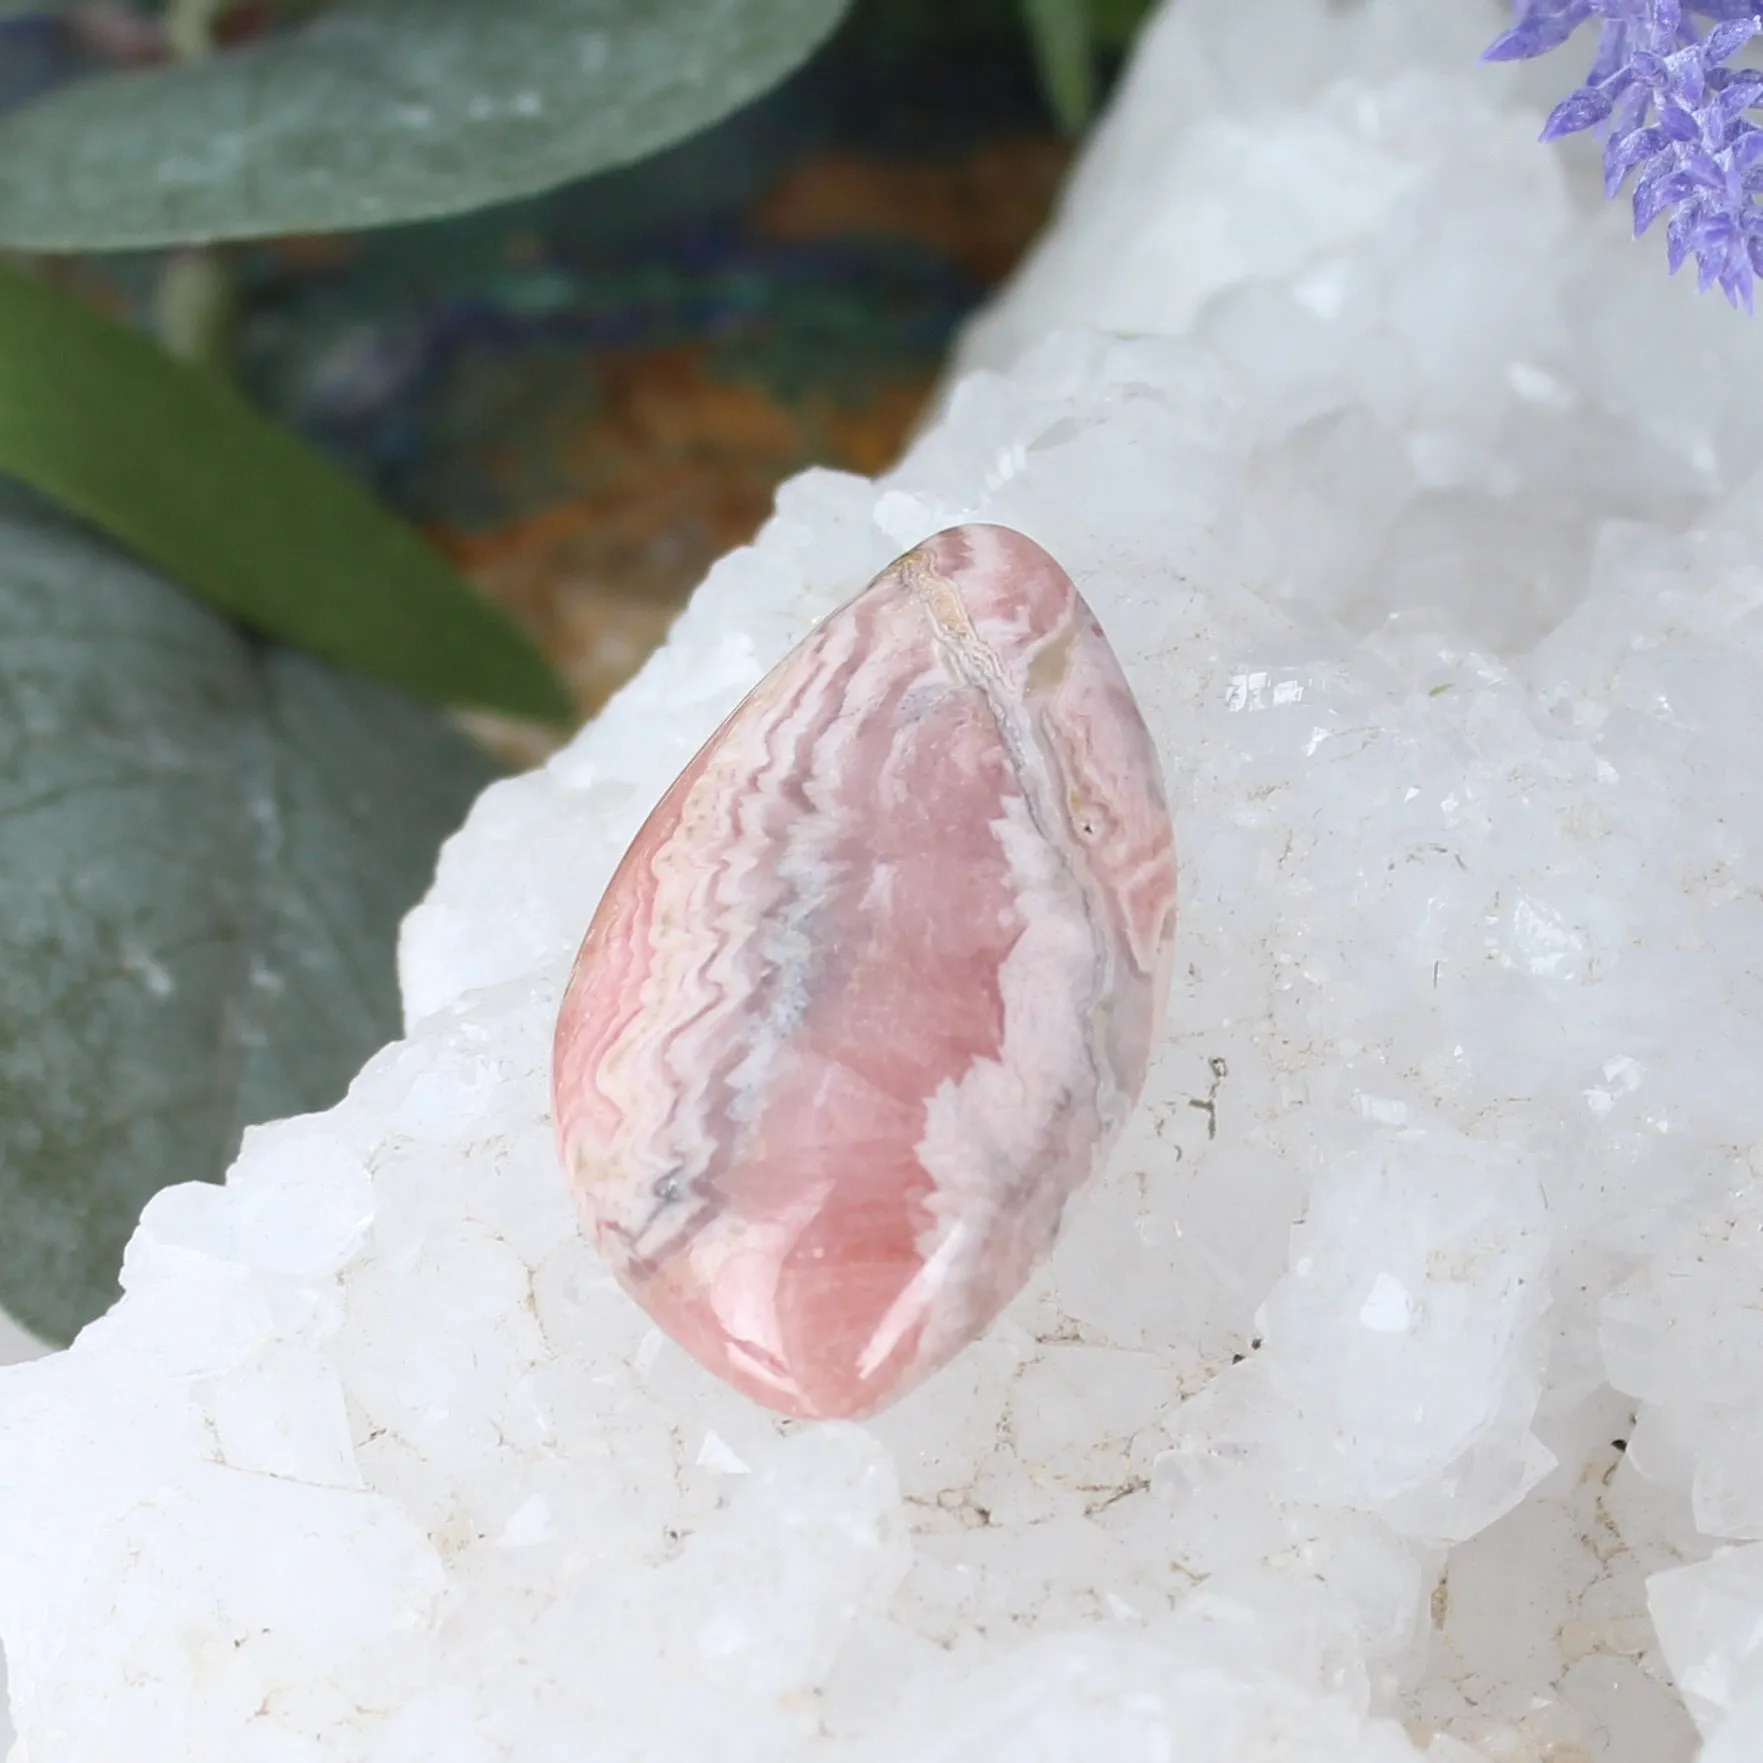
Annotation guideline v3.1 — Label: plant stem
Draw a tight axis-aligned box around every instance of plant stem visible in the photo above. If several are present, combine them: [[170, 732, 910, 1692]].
[[164, 0, 229, 60], [152, 249, 235, 367], [156, 0, 236, 367]]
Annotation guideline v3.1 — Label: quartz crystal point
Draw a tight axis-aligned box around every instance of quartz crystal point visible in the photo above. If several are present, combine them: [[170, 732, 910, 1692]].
[[552, 524, 1177, 1419]]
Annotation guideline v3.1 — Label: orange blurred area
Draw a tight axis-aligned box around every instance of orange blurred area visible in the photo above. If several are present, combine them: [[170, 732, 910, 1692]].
[[753, 135, 1071, 285], [438, 347, 934, 719], [436, 136, 1070, 733]]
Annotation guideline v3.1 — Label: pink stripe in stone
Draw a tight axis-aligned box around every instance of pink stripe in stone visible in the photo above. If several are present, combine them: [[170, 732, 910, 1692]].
[[553, 524, 1177, 1419]]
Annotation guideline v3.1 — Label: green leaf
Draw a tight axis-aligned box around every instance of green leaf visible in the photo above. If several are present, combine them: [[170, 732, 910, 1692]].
[[0, 264, 570, 722], [1021, 0, 1092, 134], [0, 0, 852, 248], [0, 491, 501, 1343], [1089, 0, 1153, 48]]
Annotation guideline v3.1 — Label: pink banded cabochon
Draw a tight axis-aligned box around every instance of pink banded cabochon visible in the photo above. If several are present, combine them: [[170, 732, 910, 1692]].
[[552, 525, 1177, 1419]]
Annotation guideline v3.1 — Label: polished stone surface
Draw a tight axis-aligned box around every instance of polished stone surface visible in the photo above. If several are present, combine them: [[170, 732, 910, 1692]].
[[553, 524, 1177, 1418]]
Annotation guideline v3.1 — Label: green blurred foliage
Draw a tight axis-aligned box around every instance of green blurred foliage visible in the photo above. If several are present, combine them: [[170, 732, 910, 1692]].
[[0, 490, 500, 1342], [0, 0, 853, 248], [0, 266, 569, 720]]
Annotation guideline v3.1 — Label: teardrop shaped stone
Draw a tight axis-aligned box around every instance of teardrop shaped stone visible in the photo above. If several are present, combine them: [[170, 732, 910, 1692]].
[[553, 524, 1177, 1419]]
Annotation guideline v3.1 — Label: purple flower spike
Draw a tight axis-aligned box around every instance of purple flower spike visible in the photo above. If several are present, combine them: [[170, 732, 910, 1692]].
[[1487, 0, 1763, 307], [1485, 1, 1597, 61]]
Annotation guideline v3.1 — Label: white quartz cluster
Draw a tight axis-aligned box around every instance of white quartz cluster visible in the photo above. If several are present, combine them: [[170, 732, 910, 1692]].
[[8, 0, 1763, 1757]]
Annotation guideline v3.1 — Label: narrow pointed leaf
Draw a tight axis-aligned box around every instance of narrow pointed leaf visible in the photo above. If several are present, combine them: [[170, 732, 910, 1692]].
[[0, 0, 851, 249], [0, 265, 570, 721], [1021, 0, 1094, 135], [1090, 0, 1153, 48]]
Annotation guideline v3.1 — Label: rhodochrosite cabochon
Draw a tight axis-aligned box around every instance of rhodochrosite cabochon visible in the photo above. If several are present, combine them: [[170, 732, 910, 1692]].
[[553, 525, 1177, 1419]]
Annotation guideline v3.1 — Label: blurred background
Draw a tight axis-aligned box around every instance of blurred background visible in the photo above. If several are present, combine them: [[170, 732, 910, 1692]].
[[0, 0, 1152, 1351], [12, 0, 1153, 733]]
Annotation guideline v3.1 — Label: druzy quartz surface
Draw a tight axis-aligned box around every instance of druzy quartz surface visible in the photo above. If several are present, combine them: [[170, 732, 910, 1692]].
[[552, 524, 1177, 1419]]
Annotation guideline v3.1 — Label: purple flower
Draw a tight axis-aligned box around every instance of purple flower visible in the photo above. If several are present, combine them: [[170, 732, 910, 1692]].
[[1486, 1, 1763, 309]]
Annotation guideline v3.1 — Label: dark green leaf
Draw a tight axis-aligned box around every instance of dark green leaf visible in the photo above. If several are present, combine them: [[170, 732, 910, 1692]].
[[1089, 0, 1153, 49], [0, 493, 501, 1342], [0, 0, 852, 248], [0, 264, 570, 722], [1021, 0, 1092, 134]]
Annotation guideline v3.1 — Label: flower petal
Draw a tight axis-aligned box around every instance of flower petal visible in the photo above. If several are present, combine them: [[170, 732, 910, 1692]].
[[1485, 3, 1593, 63], [1660, 99, 1704, 141], [1706, 17, 1761, 67], [1543, 83, 1618, 139], [1633, 164, 1696, 231]]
